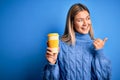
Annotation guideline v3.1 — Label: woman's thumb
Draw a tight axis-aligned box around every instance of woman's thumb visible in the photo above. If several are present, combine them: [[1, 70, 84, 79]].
[[103, 37, 108, 43]]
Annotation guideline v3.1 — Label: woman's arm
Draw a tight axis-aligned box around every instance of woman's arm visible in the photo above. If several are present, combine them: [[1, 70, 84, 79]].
[[92, 38, 111, 80], [93, 49, 111, 80], [43, 61, 60, 80]]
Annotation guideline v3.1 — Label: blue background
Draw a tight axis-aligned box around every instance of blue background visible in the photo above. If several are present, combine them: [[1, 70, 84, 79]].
[[0, 0, 120, 80]]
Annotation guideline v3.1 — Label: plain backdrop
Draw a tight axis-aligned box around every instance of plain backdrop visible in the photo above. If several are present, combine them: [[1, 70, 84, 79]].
[[0, 0, 120, 80]]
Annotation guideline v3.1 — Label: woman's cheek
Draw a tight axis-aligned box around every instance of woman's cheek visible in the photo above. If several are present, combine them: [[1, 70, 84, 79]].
[[88, 20, 91, 24]]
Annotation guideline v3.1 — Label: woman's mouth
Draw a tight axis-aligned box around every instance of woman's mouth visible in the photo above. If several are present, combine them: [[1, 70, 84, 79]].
[[81, 27, 88, 30]]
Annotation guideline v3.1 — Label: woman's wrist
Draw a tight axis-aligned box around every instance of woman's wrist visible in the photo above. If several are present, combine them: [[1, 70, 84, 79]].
[[49, 60, 57, 65]]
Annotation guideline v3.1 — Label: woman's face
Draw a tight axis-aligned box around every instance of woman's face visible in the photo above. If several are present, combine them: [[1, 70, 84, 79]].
[[74, 10, 91, 34]]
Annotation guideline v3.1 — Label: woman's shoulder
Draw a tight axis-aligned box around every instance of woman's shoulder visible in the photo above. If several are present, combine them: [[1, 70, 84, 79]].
[[59, 39, 68, 47], [59, 39, 71, 50]]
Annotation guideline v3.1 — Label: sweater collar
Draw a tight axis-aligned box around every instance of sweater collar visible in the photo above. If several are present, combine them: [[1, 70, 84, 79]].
[[75, 32, 91, 41]]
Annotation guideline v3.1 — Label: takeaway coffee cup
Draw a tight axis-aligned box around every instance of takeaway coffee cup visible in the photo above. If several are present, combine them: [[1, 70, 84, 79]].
[[48, 33, 59, 53]]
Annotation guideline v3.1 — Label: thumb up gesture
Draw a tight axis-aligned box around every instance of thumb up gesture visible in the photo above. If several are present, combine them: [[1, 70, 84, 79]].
[[93, 37, 108, 50]]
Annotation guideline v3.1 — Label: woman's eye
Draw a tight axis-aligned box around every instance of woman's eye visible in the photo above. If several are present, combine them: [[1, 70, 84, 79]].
[[77, 19, 83, 22], [87, 17, 90, 20]]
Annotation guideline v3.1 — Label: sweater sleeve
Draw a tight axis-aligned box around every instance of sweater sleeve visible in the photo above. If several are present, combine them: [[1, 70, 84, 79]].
[[43, 61, 60, 80], [92, 49, 111, 80]]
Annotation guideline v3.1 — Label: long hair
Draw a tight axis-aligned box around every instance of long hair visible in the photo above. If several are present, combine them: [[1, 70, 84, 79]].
[[61, 3, 94, 45]]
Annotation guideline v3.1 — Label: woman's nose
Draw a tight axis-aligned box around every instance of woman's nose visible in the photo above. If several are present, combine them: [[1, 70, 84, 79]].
[[83, 20, 88, 26]]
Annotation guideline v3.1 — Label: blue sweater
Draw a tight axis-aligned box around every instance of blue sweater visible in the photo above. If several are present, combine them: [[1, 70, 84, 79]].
[[43, 32, 111, 80]]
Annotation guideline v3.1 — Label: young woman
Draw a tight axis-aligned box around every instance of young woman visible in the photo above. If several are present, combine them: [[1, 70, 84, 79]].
[[43, 3, 111, 80]]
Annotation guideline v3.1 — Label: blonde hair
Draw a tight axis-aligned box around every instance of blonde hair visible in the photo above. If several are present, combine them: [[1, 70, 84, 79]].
[[61, 3, 94, 45]]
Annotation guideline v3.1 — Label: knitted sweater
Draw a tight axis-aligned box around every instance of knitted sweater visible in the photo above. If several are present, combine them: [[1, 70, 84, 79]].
[[43, 32, 111, 80]]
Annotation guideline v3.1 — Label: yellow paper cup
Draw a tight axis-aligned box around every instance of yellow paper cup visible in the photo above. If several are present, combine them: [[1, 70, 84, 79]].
[[48, 33, 59, 53]]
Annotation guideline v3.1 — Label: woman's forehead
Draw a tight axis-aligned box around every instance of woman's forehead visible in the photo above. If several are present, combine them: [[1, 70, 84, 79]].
[[75, 10, 90, 18]]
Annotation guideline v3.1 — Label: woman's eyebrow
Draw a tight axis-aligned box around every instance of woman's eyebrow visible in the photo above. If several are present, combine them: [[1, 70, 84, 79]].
[[76, 15, 90, 19]]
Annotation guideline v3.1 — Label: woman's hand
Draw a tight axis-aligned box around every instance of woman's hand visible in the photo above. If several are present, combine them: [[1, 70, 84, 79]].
[[46, 47, 59, 64], [93, 38, 108, 50]]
